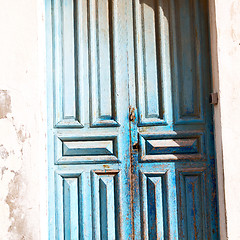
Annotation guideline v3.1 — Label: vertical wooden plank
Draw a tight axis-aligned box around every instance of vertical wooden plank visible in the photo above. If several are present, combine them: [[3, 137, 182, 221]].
[[140, 172, 170, 239], [76, 0, 88, 126], [158, 0, 173, 126], [185, 175, 203, 239], [46, 0, 55, 237], [134, 0, 172, 126], [53, 0, 83, 127], [114, 172, 123, 239], [89, 0, 118, 127], [63, 178, 79, 239], [55, 173, 64, 240], [80, 172, 92, 239], [166, 169, 178, 239], [141, 1, 160, 118], [111, 0, 133, 237], [179, 0, 196, 117], [140, 172, 149, 239], [91, 171, 101, 239], [99, 176, 116, 239], [88, 0, 98, 125], [92, 171, 119, 239], [62, 0, 76, 119], [147, 176, 165, 239], [173, 0, 204, 124], [97, 0, 112, 118], [53, 0, 63, 126], [178, 168, 207, 239]]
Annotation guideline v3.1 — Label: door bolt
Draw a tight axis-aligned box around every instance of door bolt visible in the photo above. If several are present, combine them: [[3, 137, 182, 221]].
[[132, 142, 139, 150], [129, 107, 136, 121]]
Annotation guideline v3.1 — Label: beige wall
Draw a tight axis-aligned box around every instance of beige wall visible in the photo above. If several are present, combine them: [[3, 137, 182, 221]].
[[0, 0, 239, 239], [0, 0, 47, 239], [210, 0, 240, 239]]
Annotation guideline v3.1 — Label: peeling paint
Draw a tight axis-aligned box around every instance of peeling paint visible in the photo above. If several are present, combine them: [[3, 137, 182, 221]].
[[0, 90, 11, 119], [5, 172, 29, 239], [17, 126, 30, 143], [0, 144, 9, 159], [0, 94, 33, 239], [1, 167, 8, 179]]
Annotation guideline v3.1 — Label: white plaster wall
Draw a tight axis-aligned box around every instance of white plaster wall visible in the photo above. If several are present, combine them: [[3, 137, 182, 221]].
[[0, 0, 47, 239], [210, 0, 240, 239]]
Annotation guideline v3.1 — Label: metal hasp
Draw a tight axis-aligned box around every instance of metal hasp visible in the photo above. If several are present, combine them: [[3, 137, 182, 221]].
[[129, 107, 136, 122], [209, 92, 218, 105]]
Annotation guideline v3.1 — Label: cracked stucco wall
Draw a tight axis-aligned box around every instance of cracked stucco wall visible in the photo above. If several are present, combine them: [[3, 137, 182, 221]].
[[0, 0, 46, 239]]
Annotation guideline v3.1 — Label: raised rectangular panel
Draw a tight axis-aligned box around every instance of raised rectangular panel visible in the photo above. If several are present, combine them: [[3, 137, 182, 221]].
[[173, 0, 204, 124], [140, 172, 168, 239], [146, 138, 198, 155], [91, 170, 121, 239], [177, 168, 207, 239], [63, 178, 79, 239], [89, 0, 118, 127], [134, 0, 171, 126], [55, 172, 81, 239], [55, 136, 118, 164], [140, 132, 205, 161], [63, 140, 113, 156], [55, 171, 93, 239], [52, 0, 84, 128]]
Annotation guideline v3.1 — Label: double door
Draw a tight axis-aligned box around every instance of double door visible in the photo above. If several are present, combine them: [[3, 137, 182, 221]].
[[47, 0, 219, 238]]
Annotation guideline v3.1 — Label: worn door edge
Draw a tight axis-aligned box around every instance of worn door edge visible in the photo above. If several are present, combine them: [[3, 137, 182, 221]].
[[208, 0, 228, 239]]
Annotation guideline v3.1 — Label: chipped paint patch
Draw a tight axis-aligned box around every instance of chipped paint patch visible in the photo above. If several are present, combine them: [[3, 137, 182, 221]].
[[0, 144, 9, 159], [0, 90, 11, 119], [5, 171, 29, 239], [0, 95, 33, 239]]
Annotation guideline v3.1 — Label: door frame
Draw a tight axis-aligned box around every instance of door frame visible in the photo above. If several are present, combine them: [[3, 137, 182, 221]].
[[208, 0, 227, 239], [41, 0, 227, 239]]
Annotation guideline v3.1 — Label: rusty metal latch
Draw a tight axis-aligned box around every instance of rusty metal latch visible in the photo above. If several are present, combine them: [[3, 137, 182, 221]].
[[129, 107, 136, 121], [209, 92, 218, 105], [132, 142, 139, 150]]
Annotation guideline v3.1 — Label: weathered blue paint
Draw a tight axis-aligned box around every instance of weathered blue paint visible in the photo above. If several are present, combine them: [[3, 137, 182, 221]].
[[46, 0, 219, 239]]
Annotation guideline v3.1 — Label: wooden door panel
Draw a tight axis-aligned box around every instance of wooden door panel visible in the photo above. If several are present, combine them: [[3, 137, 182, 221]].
[[173, 0, 206, 124], [91, 170, 122, 239], [52, 0, 83, 128], [177, 167, 208, 239], [139, 171, 168, 239], [134, 0, 171, 126], [89, 0, 118, 127], [139, 131, 206, 162], [48, 0, 132, 239], [55, 134, 119, 164], [55, 172, 83, 239], [130, 0, 218, 239]]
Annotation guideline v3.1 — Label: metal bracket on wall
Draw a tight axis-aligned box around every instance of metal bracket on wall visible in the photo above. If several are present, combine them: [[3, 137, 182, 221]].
[[209, 93, 218, 105]]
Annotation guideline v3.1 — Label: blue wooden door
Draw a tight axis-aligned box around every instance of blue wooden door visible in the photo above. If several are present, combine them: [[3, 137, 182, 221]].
[[46, 0, 219, 239]]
